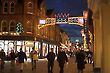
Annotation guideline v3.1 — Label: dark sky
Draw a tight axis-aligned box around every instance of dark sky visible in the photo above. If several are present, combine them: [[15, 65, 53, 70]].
[[45, 0, 88, 43]]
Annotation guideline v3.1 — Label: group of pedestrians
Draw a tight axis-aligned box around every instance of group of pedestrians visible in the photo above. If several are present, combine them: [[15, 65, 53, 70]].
[[46, 47, 68, 73], [0, 48, 27, 72], [0, 47, 88, 73], [0, 47, 39, 72]]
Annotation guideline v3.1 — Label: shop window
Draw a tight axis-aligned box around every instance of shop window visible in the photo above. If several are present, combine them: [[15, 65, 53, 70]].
[[3, 2, 8, 14], [42, 43, 47, 56], [10, 2, 15, 14], [9, 21, 16, 32], [1, 21, 8, 32], [0, 41, 4, 50]]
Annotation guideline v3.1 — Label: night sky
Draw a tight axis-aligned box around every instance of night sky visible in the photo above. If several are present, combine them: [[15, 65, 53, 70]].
[[45, 0, 88, 43]]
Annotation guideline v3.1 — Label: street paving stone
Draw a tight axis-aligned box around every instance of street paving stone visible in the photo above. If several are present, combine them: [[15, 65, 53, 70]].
[[0, 57, 93, 73]]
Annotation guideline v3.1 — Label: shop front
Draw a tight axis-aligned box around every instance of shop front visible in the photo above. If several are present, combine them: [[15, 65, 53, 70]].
[[0, 40, 34, 57], [35, 41, 59, 58], [0, 40, 59, 59]]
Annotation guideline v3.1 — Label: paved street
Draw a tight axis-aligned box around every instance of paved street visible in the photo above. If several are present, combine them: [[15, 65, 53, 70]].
[[0, 57, 93, 73]]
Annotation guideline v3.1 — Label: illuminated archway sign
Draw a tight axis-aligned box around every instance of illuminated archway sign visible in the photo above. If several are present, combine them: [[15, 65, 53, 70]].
[[38, 16, 84, 29]]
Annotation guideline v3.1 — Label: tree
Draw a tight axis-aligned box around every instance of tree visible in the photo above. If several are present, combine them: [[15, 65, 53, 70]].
[[16, 23, 24, 33]]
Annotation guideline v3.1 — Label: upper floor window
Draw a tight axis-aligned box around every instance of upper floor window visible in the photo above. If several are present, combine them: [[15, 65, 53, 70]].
[[27, 2, 33, 14], [3, 2, 8, 14], [37, 0, 43, 9], [10, 2, 15, 14], [1, 20, 8, 32], [28, 2, 33, 8], [26, 21, 33, 33], [9, 21, 16, 32]]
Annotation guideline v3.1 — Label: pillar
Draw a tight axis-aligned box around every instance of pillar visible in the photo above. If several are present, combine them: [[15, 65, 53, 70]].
[[93, 13, 102, 72], [101, 4, 110, 73]]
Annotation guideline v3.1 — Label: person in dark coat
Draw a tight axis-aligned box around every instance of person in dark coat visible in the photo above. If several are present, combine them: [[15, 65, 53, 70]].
[[0, 49, 6, 71], [10, 49, 16, 70], [46, 48, 55, 73], [17, 48, 27, 72], [75, 49, 85, 73], [57, 48, 68, 73]]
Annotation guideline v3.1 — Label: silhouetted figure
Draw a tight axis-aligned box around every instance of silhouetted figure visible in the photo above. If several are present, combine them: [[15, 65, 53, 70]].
[[17, 48, 27, 72], [46, 48, 55, 73], [57, 48, 68, 73], [75, 49, 85, 73], [10, 49, 16, 70], [0, 49, 6, 71]]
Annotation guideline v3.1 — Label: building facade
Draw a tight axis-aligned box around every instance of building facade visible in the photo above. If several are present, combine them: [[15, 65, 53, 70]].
[[60, 31, 71, 50], [0, 0, 61, 58], [88, 0, 110, 73]]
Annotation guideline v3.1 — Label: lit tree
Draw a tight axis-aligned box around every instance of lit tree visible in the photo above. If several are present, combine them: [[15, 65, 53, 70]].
[[16, 23, 24, 33]]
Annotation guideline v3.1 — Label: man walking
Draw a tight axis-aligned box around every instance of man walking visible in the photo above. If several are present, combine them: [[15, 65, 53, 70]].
[[46, 48, 55, 73], [57, 48, 68, 73], [75, 49, 85, 73], [17, 48, 27, 72]]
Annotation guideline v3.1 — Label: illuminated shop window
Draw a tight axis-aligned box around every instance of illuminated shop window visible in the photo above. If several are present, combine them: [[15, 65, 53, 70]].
[[35, 42, 39, 50], [42, 43, 48, 56], [5, 41, 8, 44], [17, 41, 25, 52], [0, 42, 4, 50]]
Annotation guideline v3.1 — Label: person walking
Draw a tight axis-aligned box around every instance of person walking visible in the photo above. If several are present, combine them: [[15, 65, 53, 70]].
[[0, 49, 6, 71], [30, 47, 38, 70], [75, 49, 85, 73], [46, 48, 55, 73], [10, 49, 16, 70], [17, 48, 27, 72], [57, 48, 68, 73]]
